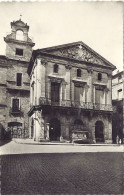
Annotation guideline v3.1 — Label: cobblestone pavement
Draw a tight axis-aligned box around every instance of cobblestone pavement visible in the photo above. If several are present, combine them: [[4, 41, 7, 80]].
[[0, 140, 123, 155], [1, 152, 123, 194]]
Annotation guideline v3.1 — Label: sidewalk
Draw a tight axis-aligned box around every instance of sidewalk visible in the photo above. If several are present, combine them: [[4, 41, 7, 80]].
[[0, 140, 123, 155], [14, 138, 123, 146]]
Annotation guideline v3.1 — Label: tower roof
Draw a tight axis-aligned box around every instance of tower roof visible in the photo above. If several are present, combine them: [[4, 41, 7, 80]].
[[11, 19, 29, 30]]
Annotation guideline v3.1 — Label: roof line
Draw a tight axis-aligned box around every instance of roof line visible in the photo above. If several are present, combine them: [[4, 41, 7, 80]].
[[33, 41, 116, 68]]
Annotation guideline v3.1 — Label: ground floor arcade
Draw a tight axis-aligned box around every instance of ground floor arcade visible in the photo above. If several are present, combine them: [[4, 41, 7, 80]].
[[29, 107, 112, 144]]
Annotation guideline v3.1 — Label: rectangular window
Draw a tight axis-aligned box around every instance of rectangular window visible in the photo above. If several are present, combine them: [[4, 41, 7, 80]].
[[74, 86, 85, 102], [118, 89, 122, 100], [12, 98, 20, 112], [98, 73, 102, 81], [51, 82, 60, 102], [16, 48, 23, 56], [95, 89, 104, 104], [17, 73, 22, 86]]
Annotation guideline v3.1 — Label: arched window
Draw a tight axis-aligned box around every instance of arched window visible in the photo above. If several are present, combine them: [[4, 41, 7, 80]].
[[16, 30, 24, 41], [54, 64, 58, 73], [77, 69, 81, 77], [98, 73, 102, 81]]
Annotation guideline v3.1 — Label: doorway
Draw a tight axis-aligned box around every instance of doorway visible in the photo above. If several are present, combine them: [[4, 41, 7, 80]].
[[95, 121, 104, 143], [49, 118, 61, 141]]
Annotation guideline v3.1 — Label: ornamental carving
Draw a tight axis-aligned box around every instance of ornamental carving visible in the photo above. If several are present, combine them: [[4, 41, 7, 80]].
[[73, 81, 86, 87], [48, 45, 105, 65], [65, 64, 72, 69], [48, 76, 63, 83], [41, 58, 47, 66], [95, 85, 106, 90]]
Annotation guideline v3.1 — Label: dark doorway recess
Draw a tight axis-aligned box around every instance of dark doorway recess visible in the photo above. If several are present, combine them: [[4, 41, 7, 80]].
[[95, 121, 104, 143], [49, 118, 61, 141]]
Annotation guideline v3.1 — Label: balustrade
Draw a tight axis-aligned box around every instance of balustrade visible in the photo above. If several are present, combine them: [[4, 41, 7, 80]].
[[39, 97, 113, 111]]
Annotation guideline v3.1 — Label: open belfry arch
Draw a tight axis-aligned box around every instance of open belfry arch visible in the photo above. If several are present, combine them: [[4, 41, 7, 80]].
[[28, 40, 116, 143]]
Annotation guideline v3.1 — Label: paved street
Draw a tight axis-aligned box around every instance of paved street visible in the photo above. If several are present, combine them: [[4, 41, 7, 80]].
[[1, 141, 124, 194], [1, 151, 123, 194]]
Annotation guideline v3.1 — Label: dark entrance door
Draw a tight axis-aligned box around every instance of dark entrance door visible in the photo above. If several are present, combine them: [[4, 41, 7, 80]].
[[95, 121, 104, 143], [49, 118, 61, 141], [51, 82, 60, 105]]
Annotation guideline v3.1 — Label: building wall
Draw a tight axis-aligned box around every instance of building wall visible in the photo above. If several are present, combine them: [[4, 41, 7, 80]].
[[0, 19, 34, 139], [29, 56, 113, 143], [30, 57, 112, 107], [6, 43, 32, 62], [112, 72, 123, 100]]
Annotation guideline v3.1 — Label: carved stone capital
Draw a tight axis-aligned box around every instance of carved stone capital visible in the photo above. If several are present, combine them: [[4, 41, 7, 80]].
[[107, 73, 112, 78], [87, 68, 93, 74], [65, 64, 72, 70], [105, 88, 110, 92], [41, 58, 47, 66], [85, 84, 90, 89]]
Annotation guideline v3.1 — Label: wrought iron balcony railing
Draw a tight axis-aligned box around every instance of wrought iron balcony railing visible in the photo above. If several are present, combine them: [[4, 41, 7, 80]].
[[39, 97, 113, 111], [10, 108, 23, 114]]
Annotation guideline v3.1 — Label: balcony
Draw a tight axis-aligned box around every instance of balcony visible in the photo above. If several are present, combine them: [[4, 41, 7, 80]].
[[39, 97, 113, 112], [10, 108, 23, 115]]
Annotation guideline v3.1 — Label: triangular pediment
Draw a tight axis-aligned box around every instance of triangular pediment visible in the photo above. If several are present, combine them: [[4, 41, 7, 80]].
[[40, 41, 115, 69]]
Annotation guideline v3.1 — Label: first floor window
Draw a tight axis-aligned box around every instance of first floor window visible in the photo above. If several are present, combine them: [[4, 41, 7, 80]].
[[74, 86, 85, 102], [17, 73, 22, 86], [98, 73, 102, 81], [118, 89, 122, 100], [95, 89, 104, 104], [12, 98, 20, 112], [51, 82, 60, 102], [77, 69, 81, 77], [54, 64, 58, 73]]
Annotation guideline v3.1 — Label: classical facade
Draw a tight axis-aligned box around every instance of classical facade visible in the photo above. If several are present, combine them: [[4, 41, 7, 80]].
[[28, 42, 116, 143], [0, 19, 34, 139]]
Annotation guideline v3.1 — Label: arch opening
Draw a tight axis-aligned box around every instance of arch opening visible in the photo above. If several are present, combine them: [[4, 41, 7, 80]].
[[95, 121, 104, 143], [16, 30, 24, 41], [49, 118, 61, 141]]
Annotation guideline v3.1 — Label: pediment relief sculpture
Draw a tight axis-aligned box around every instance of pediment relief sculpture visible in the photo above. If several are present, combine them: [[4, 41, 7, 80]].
[[48, 45, 105, 66]]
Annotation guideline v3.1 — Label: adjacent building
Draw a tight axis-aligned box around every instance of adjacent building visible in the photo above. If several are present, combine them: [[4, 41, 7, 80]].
[[28, 42, 116, 143], [0, 19, 35, 139], [112, 70, 123, 143]]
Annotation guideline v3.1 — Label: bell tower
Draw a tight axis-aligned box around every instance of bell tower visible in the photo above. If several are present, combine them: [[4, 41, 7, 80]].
[[4, 19, 35, 62]]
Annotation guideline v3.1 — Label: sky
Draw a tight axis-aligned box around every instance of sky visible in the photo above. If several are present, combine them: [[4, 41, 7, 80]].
[[0, 2, 123, 72]]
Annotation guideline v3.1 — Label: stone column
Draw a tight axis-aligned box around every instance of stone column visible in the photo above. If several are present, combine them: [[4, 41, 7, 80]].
[[92, 125, 96, 143], [85, 84, 89, 103], [36, 59, 42, 105], [65, 64, 71, 100], [87, 69, 93, 103], [107, 74, 112, 105], [45, 123, 50, 140], [105, 89, 107, 105], [62, 82, 66, 100], [47, 79, 51, 99], [40, 58, 47, 98], [93, 86, 96, 104]]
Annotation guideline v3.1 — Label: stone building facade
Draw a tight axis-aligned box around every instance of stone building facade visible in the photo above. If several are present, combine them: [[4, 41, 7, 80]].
[[28, 42, 116, 143], [0, 19, 34, 139], [112, 70, 123, 100], [112, 71, 123, 143]]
